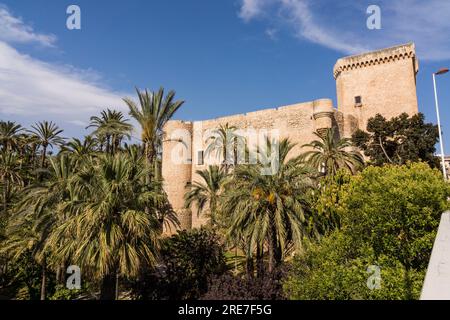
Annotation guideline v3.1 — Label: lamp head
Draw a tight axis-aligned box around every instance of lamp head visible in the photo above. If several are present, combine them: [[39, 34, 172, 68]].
[[435, 68, 449, 75]]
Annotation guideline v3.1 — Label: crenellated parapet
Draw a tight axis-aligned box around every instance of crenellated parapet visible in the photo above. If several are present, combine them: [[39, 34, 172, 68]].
[[333, 43, 418, 79]]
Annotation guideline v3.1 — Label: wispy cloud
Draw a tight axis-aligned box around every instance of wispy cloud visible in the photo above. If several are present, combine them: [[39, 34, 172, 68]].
[[0, 42, 127, 123], [238, 0, 450, 61], [0, 5, 128, 125], [0, 6, 56, 47]]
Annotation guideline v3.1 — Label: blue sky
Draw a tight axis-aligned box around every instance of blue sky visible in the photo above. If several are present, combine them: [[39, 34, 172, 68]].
[[0, 0, 450, 153]]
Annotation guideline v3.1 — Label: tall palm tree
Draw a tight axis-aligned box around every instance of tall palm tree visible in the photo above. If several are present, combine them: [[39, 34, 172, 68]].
[[46, 154, 162, 300], [222, 138, 315, 273], [4, 155, 78, 299], [205, 123, 245, 172], [87, 109, 132, 154], [29, 121, 65, 168], [0, 151, 23, 220], [123, 87, 184, 175], [0, 121, 23, 151], [301, 128, 364, 177], [184, 165, 227, 226], [60, 136, 97, 165]]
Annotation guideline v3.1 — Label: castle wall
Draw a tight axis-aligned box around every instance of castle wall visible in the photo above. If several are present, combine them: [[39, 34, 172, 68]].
[[190, 99, 335, 228], [162, 43, 420, 231]]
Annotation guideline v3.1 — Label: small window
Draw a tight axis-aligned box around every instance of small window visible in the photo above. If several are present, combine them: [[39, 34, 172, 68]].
[[355, 96, 362, 106], [198, 150, 204, 165]]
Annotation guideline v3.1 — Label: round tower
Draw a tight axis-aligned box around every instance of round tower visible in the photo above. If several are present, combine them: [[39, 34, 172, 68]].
[[313, 99, 334, 135], [162, 120, 193, 232]]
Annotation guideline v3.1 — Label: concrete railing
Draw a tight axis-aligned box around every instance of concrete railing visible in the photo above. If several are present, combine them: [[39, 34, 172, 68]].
[[421, 211, 450, 300]]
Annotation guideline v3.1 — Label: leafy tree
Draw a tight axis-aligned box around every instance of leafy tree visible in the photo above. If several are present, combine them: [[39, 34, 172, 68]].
[[184, 165, 227, 226], [285, 162, 450, 300], [283, 231, 425, 300], [311, 169, 351, 235], [341, 162, 450, 298], [133, 227, 227, 300], [352, 113, 439, 167], [302, 127, 364, 177]]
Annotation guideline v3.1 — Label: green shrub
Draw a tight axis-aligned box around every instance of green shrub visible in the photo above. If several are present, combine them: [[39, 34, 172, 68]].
[[132, 227, 227, 300], [284, 163, 450, 300]]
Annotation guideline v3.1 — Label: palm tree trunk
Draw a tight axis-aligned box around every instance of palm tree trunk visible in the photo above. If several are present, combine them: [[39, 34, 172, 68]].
[[256, 244, 264, 278], [41, 145, 47, 168], [2, 177, 7, 218], [245, 255, 254, 279], [268, 226, 281, 273], [40, 260, 47, 300], [106, 135, 111, 154], [100, 273, 117, 300], [115, 274, 119, 300]]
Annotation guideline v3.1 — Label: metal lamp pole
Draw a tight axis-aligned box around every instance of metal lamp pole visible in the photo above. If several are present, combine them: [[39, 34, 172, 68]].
[[433, 68, 449, 180]]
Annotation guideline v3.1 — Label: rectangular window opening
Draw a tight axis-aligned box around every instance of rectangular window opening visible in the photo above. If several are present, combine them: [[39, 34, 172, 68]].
[[198, 150, 204, 166]]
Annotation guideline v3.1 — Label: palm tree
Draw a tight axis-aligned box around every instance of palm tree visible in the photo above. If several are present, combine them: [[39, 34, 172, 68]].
[[205, 123, 245, 172], [301, 128, 364, 177], [123, 87, 184, 175], [184, 165, 227, 226], [0, 121, 23, 151], [60, 136, 97, 164], [4, 155, 78, 299], [87, 109, 132, 154], [222, 138, 315, 274], [46, 154, 162, 299], [29, 121, 65, 168], [0, 151, 23, 220]]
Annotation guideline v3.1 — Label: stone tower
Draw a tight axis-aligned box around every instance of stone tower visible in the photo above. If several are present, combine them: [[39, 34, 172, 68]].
[[312, 98, 334, 135], [334, 43, 419, 137], [161, 120, 193, 232]]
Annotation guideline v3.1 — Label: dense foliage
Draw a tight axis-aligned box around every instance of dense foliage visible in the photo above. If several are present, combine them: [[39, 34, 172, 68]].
[[1, 88, 447, 301], [352, 113, 439, 167], [284, 163, 450, 300], [132, 228, 227, 300]]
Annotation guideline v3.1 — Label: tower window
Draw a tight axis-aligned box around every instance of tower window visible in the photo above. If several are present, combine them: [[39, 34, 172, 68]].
[[198, 150, 204, 165], [355, 96, 362, 106]]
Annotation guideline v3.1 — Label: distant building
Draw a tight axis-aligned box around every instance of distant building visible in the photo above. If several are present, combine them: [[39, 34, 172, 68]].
[[162, 43, 420, 232]]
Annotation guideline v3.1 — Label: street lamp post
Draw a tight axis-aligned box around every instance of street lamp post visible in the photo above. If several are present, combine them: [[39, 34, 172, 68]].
[[433, 68, 449, 180]]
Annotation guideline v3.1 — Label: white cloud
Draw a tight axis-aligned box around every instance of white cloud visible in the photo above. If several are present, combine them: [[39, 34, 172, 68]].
[[238, 0, 450, 61], [0, 6, 56, 47], [0, 41, 127, 123]]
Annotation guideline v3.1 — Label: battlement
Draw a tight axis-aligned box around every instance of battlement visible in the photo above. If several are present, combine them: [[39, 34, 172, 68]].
[[194, 99, 333, 128], [333, 43, 418, 79]]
